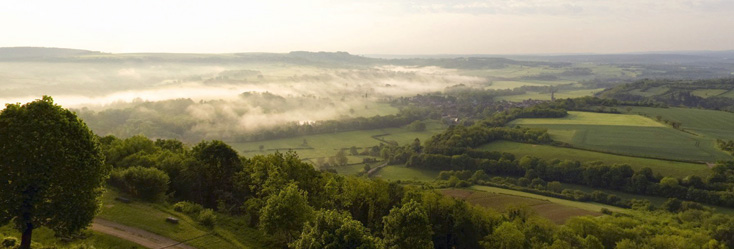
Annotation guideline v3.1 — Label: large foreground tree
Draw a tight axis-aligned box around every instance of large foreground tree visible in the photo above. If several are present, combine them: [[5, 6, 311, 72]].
[[0, 96, 108, 249]]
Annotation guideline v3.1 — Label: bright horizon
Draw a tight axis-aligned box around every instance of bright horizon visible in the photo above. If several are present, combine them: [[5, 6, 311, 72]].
[[2, 0, 734, 55]]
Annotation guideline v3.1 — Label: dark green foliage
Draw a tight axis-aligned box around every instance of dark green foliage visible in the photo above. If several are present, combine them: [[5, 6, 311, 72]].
[[0, 96, 109, 248], [173, 201, 204, 215], [109, 166, 169, 201], [259, 183, 314, 243], [197, 209, 216, 227], [290, 210, 380, 249], [187, 140, 243, 209], [382, 200, 434, 249]]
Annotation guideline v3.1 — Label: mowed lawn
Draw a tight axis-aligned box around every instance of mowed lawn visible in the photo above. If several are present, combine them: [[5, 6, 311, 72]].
[[479, 141, 710, 177], [509, 111, 732, 162]]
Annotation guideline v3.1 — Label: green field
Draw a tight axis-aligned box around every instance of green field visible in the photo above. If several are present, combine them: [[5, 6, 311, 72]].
[[374, 165, 440, 181], [691, 89, 729, 98], [628, 107, 734, 140], [469, 186, 627, 213], [509, 111, 732, 162], [230, 121, 446, 165], [511, 111, 664, 127], [497, 88, 605, 102], [479, 141, 710, 177]]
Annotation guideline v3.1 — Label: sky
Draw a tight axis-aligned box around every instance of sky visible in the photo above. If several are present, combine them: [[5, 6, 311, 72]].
[[1, 0, 733, 54]]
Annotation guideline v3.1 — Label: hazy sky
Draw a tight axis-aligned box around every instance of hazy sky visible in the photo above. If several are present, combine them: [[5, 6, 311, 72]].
[[2, 0, 733, 54]]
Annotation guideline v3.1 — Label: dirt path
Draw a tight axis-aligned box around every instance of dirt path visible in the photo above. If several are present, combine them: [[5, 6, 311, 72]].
[[91, 218, 198, 249]]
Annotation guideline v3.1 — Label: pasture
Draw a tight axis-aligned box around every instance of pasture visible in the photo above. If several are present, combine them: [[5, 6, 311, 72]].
[[496, 88, 605, 102], [374, 165, 440, 182], [509, 111, 732, 162], [691, 89, 729, 98], [628, 107, 734, 140], [441, 187, 620, 224], [230, 120, 447, 165], [0, 225, 142, 249], [479, 141, 710, 177]]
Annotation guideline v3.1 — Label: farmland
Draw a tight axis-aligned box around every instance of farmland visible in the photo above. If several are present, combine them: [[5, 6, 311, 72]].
[[496, 88, 605, 102], [230, 120, 446, 165], [440, 186, 623, 224], [479, 141, 710, 177], [628, 106, 734, 140], [374, 165, 440, 181], [508, 111, 732, 162]]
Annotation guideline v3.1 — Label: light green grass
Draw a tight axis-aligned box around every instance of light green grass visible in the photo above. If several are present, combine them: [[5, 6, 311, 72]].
[[375, 165, 440, 181], [628, 107, 734, 140], [469, 185, 627, 213], [479, 141, 710, 177], [510, 111, 664, 127], [497, 88, 605, 102], [0, 225, 144, 249], [691, 89, 728, 98], [98, 188, 272, 249], [510, 110, 732, 162], [231, 121, 446, 163], [717, 89, 734, 98], [329, 164, 368, 176]]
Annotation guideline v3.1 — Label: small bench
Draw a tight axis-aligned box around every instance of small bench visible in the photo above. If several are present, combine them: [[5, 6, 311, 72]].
[[166, 217, 179, 224]]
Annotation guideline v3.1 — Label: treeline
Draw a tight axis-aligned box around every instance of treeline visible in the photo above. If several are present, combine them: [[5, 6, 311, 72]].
[[100, 134, 734, 249], [597, 78, 734, 111]]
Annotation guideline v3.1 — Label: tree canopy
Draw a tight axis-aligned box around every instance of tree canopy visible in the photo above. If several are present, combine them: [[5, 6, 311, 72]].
[[0, 96, 108, 249]]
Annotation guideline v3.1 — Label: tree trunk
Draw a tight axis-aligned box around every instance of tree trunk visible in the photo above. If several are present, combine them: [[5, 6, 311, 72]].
[[20, 223, 33, 249]]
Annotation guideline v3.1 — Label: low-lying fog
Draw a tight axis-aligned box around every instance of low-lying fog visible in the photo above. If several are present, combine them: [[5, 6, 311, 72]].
[[0, 62, 485, 140]]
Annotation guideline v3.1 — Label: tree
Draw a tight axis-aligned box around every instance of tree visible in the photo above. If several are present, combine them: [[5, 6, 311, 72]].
[[0, 96, 109, 249], [335, 149, 349, 166], [382, 200, 434, 249], [186, 140, 243, 208], [481, 222, 525, 249], [259, 183, 314, 243], [291, 210, 380, 249]]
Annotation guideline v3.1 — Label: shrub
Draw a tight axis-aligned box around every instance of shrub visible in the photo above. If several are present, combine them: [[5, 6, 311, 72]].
[[109, 166, 169, 201], [173, 201, 204, 216], [2, 237, 17, 248], [198, 209, 216, 227]]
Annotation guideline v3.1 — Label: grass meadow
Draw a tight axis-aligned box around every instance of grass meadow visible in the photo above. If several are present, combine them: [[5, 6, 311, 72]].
[[230, 120, 447, 165], [479, 141, 710, 177], [509, 111, 732, 162]]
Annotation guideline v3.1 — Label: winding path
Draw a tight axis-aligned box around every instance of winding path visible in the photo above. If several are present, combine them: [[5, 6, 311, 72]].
[[91, 218, 197, 249]]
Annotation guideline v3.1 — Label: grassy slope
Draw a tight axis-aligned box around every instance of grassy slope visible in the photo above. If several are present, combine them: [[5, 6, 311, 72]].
[[0, 226, 143, 249], [469, 186, 627, 213], [479, 141, 710, 177], [509, 111, 731, 162], [98, 188, 275, 249], [629, 107, 734, 140]]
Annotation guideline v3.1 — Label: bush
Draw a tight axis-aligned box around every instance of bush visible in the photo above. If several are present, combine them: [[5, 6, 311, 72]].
[[173, 201, 204, 216], [109, 166, 170, 201], [198, 209, 217, 227], [2, 237, 17, 248]]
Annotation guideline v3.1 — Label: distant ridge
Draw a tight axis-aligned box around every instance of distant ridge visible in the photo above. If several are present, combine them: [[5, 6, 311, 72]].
[[0, 47, 101, 59]]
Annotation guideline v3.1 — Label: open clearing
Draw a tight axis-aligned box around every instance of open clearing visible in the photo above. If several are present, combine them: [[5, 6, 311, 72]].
[[479, 141, 710, 177], [509, 111, 731, 162], [441, 187, 619, 224]]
